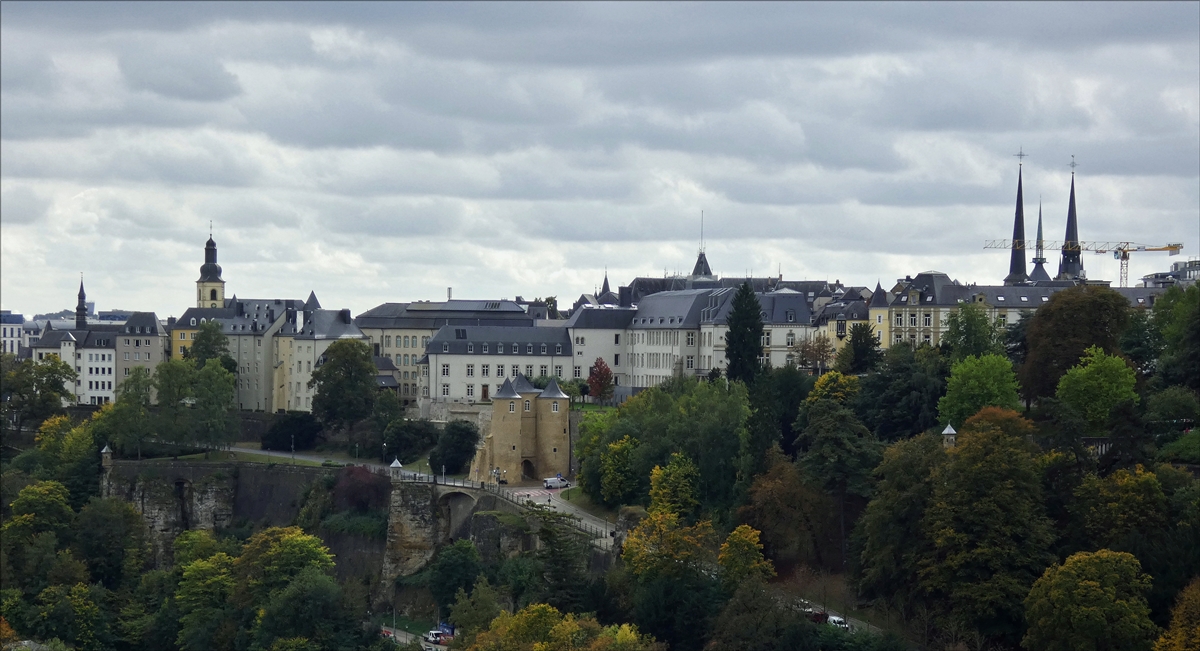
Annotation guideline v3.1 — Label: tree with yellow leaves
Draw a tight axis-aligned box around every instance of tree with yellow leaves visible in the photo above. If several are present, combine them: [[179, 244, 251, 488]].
[[717, 524, 774, 592], [465, 603, 662, 651], [1155, 576, 1200, 651]]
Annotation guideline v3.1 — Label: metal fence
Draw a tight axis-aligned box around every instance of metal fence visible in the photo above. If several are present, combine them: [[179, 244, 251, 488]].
[[385, 471, 613, 549]]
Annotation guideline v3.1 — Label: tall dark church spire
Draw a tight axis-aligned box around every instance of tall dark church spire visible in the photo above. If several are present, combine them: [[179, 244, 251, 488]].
[[1029, 201, 1051, 282], [1004, 161, 1028, 285], [1056, 162, 1084, 280], [76, 277, 88, 330], [601, 269, 610, 295]]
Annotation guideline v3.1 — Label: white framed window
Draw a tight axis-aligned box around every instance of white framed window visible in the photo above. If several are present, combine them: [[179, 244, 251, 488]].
[[423, 386, 430, 397], [524, 400, 531, 411], [466, 384, 474, 398], [466, 364, 475, 377], [482, 365, 490, 377], [483, 343, 489, 353], [442, 343, 449, 352], [124, 352, 130, 360], [894, 314, 903, 327], [540, 344, 547, 354], [540, 365, 548, 377], [509, 401, 516, 413], [467, 343, 474, 353], [923, 313, 932, 327], [441, 364, 450, 377], [554, 365, 562, 377], [441, 384, 449, 396], [686, 332, 695, 346], [552, 402, 559, 413], [526, 344, 533, 354], [574, 366, 582, 378], [525, 365, 533, 377]]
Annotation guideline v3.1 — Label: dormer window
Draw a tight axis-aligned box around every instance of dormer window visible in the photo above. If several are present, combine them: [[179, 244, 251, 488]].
[[190, 318, 197, 326], [442, 343, 449, 352], [483, 343, 489, 353], [555, 344, 562, 354], [526, 344, 532, 354], [540, 344, 547, 354], [498, 344, 503, 353], [467, 343, 474, 353], [997, 296, 1006, 302]]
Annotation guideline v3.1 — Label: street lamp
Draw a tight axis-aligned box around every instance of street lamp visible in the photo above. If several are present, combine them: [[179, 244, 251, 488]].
[[383, 442, 388, 464], [291, 433, 295, 465]]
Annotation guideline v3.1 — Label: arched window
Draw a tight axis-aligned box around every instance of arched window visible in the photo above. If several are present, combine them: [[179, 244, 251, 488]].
[[210, 289, 217, 300], [552, 402, 559, 413], [524, 400, 531, 411], [509, 401, 516, 413]]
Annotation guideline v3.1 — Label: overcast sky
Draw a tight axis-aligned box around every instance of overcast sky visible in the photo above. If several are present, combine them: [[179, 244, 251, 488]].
[[2, 2, 1197, 319]]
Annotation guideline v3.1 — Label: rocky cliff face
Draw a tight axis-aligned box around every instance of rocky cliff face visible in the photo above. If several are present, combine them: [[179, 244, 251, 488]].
[[381, 482, 439, 581]]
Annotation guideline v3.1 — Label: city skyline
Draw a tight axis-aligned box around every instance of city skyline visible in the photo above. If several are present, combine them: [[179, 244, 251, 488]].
[[2, 2, 1197, 319]]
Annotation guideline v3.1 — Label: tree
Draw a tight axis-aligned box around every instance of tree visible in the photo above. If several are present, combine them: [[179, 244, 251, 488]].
[[371, 390, 404, 435], [718, 525, 774, 592], [726, 281, 765, 385], [428, 540, 482, 616], [854, 344, 948, 442], [1023, 550, 1156, 651], [308, 339, 376, 433], [1121, 307, 1164, 377], [795, 400, 882, 570], [193, 358, 236, 450], [262, 411, 323, 452], [805, 371, 859, 405], [111, 366, 154, 459], [1071, 466, 1168, 549], [1055, 346, 1138, 433], [2, 356, 76, 434], [531, 505, 590, 612], [647, 452, 699, 519], [3, 480, 74, 540], [919, 424, 1055, 643], [381, 418, 439, 463], [250, 566, 365, 651], [853, 433, 946, 616], [32, 582, 107, 651], [943, 303, 1003, 363], [1156, 576, 1200, 651], [175, 552, 237, 651], [1154, 284, 1200, 391], [797, 333, 835, 375], [739, 449, 827, 569], [1021, 285, 1130, 402], [232, 527, 334, 608], [73, 497, 147, 590], [153, 359, 196, 443], [466, 603, 662, 651], [587, 357, 615, 402], [428, 419, 481, 475], [843, 322, 883, 374], [449, 576, 502, 645], [184, 320, 236, 375], [937, 353, 1020, 428], [600, 435, 640, 507]]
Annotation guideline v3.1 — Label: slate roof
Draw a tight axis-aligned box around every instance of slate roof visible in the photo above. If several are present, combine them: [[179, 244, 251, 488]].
[[494, 378, 521, 399], [511, 374, 538, 394], [627, 289, 712, 329], [868, 283, 891, 308], [292, 309, 365, 341], [426, 325, 572, 356], [176, 297, 307, 336], [374, 356, 398, 371], [119, 312, 163, 335], [539, 378, 570, 399], [699, 288, 814, 326], [563, 306, 637, 330], [813, 300, 870, 326], [33, 323, 122, 349], [355, 299, 534, 330]]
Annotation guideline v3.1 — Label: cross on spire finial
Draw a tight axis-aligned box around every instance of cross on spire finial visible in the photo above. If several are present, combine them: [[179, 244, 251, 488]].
[[209, 220, 212, 237], [1014, 146, 1028, 164], [1069, 155, 1078, 172]]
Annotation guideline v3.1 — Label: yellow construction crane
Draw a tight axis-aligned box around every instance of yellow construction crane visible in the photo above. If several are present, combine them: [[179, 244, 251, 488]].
[[984, 240, 1184, 287]]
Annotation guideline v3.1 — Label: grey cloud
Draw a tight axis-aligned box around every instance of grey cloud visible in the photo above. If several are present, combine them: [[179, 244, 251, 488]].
[[0, 185, 51, 225], [117, 39, 241, 101]]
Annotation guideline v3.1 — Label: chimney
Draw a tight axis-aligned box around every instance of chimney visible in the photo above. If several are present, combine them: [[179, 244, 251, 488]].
[[340, 308, 351, 324], [619, 286, 632, 308], [447, 287, 453, 301]]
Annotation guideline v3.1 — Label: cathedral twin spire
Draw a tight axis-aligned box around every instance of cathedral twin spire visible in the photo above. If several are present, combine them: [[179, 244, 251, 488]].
[[1004, 153, 1085, 285]]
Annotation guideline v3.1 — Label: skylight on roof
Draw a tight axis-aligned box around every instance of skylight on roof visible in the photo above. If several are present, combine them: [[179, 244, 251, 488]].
[[925, 296, 933, 302], [1041, 296, 1049, 302], [1020, 296, 1029, 302], [997, 296, 1006, 301]]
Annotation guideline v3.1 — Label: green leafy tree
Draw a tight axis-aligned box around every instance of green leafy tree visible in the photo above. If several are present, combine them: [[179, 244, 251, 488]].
[[1156, 284, 1200, 391], [1023, 549, 1156, 651], [262, 411, 323, 452], [232, 527, 334, 608], [175, 552, 237, 651], [795, 400, 882, 569], [381, 418, 439, 463], [449, 576, 502, 646], [587, 357, 615, 402], [184, 320, 237, 375], [739, 449, 828, 569], [371, 390, 404, 435], [193, 358, 236, 450], [600, 434, 640, 507], [1072, 465, 1168, 549], [725, 281, 764, 386], [153, 359, 196, 443], [32, 582, 108, 651], [1145, 386, 1200, 434], [531, 505, 590, 612], [308, 339, 376, 433], [428, 540, 482, 616], [1021, 285, 1131, 402], [943, 303, 1003, 362], [1055, 346, 1138, 432], [647, 452, 700, 519], [919, 423, 1055, 644], [250, 566, 366, 651], [1155, 576, 1200, 651], [3, 480, 74, 540], [854, 344, 949, 442], [937, 353, 1021, 428], [1121, 307, 1164, 377], [2, 356, 76, 435], [429, 419, 481, 475], [73, 497, 147, 590], [112, 366, 154, 459], [853, 433, 946, 616]]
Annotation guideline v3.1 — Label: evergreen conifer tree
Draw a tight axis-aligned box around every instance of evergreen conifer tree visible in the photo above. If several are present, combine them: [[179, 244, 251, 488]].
[[725, 282, 764, 385]]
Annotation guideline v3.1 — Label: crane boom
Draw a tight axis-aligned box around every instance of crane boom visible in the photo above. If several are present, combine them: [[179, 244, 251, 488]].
[[983, 240, 1184, 286]]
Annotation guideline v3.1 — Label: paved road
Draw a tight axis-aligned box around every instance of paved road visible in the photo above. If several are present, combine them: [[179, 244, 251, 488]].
[[226, 445, 615, 547]]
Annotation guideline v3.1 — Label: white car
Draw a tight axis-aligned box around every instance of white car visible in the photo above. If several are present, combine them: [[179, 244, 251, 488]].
[[828, 615, 850, 631], [543, 477, 570, 489]]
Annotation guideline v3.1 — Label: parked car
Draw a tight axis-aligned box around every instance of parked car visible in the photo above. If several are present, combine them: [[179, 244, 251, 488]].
[[828, 615, 850, 631], [543, 477, 570, 489]]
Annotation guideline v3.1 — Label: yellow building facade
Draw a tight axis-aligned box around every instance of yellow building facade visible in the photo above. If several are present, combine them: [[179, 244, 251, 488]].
[[470, 375, 570, 484]]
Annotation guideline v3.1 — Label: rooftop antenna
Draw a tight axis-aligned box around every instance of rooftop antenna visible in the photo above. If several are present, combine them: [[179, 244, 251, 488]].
[[1014, 146, 1027, 165]]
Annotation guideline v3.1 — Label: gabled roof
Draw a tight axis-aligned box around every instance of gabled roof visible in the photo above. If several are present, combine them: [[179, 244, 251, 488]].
[[868, 282, 890, 308], [426, 325, 571, 356], [563, 306, 637, 330]]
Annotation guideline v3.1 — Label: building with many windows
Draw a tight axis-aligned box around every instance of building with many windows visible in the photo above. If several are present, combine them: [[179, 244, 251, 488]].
[[1, 311, 24, 355], [418, 326, 573, 408], [469, 375, 571, 484], [271, 307, 368, 412], [355, 299, 535, 404]]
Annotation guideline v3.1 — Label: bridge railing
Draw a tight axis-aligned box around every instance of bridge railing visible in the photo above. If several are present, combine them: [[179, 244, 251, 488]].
[[390, 472, 612, 548]]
